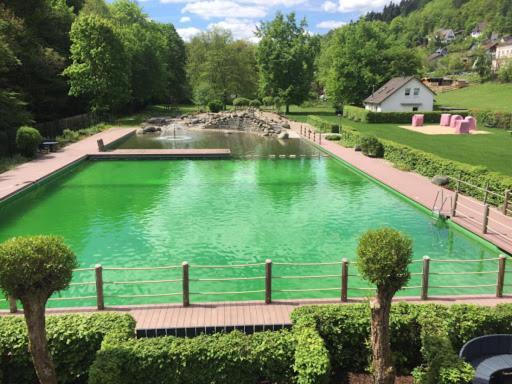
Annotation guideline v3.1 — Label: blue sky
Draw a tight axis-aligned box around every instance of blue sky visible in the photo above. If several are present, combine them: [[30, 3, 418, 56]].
[[131, 0, 391, 41]]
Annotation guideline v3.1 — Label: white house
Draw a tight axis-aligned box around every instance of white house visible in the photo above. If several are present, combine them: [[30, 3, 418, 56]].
[[436, 29, 456, 43], [363, 76, 435, 113], [493, 40, 512, 71], [471, 22, 486, 39]]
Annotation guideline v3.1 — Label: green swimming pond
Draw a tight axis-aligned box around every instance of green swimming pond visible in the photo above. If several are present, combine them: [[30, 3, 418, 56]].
[[0, 158, 507, 308]]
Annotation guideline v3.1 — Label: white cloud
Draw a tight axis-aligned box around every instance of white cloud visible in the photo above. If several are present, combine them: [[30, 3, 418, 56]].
[[316, 20, 346, 29], [177, 27, 202, 41], [180, 16, 191, 22], [321, 0, 389, 13], [321, 0, 338, 12], [208, 18, 259, 42], [182, 0, 266, 19]]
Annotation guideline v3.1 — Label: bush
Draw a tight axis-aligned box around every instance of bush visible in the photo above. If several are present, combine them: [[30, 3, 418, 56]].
[[249, 99, 261, 108], [88, 330, 296, 384], [232, 97, 250, 107], [15, 126, 42, 158], [262, 96, 274, 106], [343, 106, 370, 122], [307, 115, 339, 133], [325, 134, 341, 141], [359, 135, 384, 158], [0, 313, 135, 384], [208, 100, 223, 113], [471, 109, 512, 130]]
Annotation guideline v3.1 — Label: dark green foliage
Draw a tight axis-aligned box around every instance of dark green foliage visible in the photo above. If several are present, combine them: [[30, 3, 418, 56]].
[[0, 313, 135, 384], [343, 106, 468, 124], [208, 100, 223, 113], [472, 110, 512, 130], [359, 135, 384, 158], [249, 99, 261, 108], [233, 97, 250, 107], [88, 330, 296, 384], [325, 134, 341, 141], [0, 236, 76, 300], [307, 115, 339, 133], [262, 96, 274, 106], [15, 126, 41, 158]]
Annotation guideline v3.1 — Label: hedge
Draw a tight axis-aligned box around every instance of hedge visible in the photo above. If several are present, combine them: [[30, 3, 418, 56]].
[[343, 106, 468, 124], [338, 123, 512, 208], [0, 313, 135, 384], [88, 330, 296, 384], [471, 109, 512, 130], [291, 303, 512, 382], [307, 115, 339, 133]]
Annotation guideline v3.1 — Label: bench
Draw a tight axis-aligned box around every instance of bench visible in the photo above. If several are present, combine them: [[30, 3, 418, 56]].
[[460, 334, 512, 384]]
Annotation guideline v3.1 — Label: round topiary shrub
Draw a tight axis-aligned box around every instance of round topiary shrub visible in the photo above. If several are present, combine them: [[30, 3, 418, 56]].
[[208, 100, 223, 113], [233, 97, 250, 107], [325, 134, 341, 141], [249, 99, 261, 108], [16, 126, 42, 158], [360, 135, 384, 158]]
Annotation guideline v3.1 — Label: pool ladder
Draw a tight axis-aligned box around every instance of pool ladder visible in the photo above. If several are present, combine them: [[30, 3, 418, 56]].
[[432, 189, 452, 219]]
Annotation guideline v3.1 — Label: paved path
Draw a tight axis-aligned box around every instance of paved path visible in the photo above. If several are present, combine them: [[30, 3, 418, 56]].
[[0, 128, 136, 202], [264, 112, 512, 255]]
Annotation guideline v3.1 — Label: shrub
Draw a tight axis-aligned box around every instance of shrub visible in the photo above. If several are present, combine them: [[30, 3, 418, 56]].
[[293, 316, 330, 384], [343, 106, 370, 122], [325, 134, 341, 141], [343, 106, 468, 124], [0, 313, 135, 384], [262, 96, 274, 106], [232, 97, 250, 107], [88, 330, 296, 384], [307, 115, 339, 133], [359, 135, 384, 158], [15, 126, 42, 158], [208, 100, 223, 113], [249, 99, 261, 108], [471, 109, 512, 129]]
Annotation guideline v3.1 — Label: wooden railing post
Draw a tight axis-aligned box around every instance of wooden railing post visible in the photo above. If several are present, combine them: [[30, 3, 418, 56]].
[[451, 192, 458, 217], [95, 264, 104, 310], [483, 204, 490, 234], [319, 131, 322, 145], [308, 130, 311, 139], [313, 131, 316, 142], [497, 255, 506, 298], [182, 262, 190, 307], [341, 258, 348, 302], [265, 259, 272, 304], [421, 256, 430, 300], [8, 296, 17, 313], [504, 190, 510, 216], [483, 182, 489, 204]]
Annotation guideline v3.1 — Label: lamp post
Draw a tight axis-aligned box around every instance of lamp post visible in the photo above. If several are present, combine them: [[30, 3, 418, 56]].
[[337, 113, 342, 134]]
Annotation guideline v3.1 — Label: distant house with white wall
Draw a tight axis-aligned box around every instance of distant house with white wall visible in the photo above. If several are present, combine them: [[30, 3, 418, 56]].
[[493, 39, 512, 71], [363, 76, 435, 113], [471, 22, 486, 39], [435, 28, 456, 43]]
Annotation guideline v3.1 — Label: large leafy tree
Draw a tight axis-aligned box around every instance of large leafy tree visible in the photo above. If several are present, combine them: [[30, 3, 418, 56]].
[[187, 28, 257, 105], [256, 12, 315, 113], [64, 14, 130, 112], [318, 20, 421, 107]]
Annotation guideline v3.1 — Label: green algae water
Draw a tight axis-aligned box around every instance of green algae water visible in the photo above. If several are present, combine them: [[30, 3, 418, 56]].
[[0, 158, 505, 308]]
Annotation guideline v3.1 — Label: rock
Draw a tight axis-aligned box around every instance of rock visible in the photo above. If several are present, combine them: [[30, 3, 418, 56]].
[[142, 126, 161, 134], [354, 145, 362, 152], [146, 117, 170, 126], [432, 175, 450, 186], [262, 132, 270, 137], [278, 132, 289, 139], [282, 123, 290, 129]]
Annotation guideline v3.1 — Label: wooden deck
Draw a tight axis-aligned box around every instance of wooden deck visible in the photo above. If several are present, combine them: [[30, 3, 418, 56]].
[[3, 295, 510, 337], [92, 148, 231, 159]]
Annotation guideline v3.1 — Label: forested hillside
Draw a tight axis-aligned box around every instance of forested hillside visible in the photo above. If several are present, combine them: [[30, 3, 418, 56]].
[[0, 0, 186, 155]]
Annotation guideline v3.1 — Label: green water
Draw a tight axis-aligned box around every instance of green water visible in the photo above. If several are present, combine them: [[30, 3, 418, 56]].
[[0, 158, 504, 308]]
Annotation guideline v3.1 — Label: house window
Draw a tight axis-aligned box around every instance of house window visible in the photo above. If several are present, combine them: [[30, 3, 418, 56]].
[[405, 88, 411, 96], [412, 107, 419, 112], [413, 88, 420, 96]]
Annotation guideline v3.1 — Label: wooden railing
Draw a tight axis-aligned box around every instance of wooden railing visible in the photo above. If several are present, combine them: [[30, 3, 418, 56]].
[[4, 255, 510, 312]]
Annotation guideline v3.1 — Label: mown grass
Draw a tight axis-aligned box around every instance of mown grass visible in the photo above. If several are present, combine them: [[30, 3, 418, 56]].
[[285, 104, 512, 177], [436, 83, 512, 113]]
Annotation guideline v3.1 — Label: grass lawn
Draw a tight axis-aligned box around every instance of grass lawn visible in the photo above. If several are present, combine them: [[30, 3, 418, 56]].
[[436, 83, 512, 113], [285, 105, 512, 177]]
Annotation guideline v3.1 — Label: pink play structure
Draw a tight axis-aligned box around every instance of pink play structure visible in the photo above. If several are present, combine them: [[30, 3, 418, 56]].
[[437, 114, 477, 134], [412, 114, 424, 127]]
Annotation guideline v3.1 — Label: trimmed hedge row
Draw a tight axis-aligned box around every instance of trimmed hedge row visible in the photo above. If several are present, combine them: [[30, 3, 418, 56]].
[[0, 313, 135, 384], [338, 123, 512, 207], [291, 303, 512, 383], [471, 109, 512, 130], [343, 106, 468, 124], [88, 330, 297, 384], [307, 115, 339, 133]]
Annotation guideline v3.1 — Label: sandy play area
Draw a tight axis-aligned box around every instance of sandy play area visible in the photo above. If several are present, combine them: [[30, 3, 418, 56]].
[[398, 124, 490, 135]]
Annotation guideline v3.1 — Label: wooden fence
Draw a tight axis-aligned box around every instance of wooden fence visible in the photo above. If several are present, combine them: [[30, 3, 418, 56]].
[[35, 113, 107, 138], [4, 255, 509, 312]]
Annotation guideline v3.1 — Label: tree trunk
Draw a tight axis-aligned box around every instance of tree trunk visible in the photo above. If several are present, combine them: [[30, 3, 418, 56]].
[[370, 291, 395, 384], [285, 104, 290, 114], [22, 297, 58, 384]]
